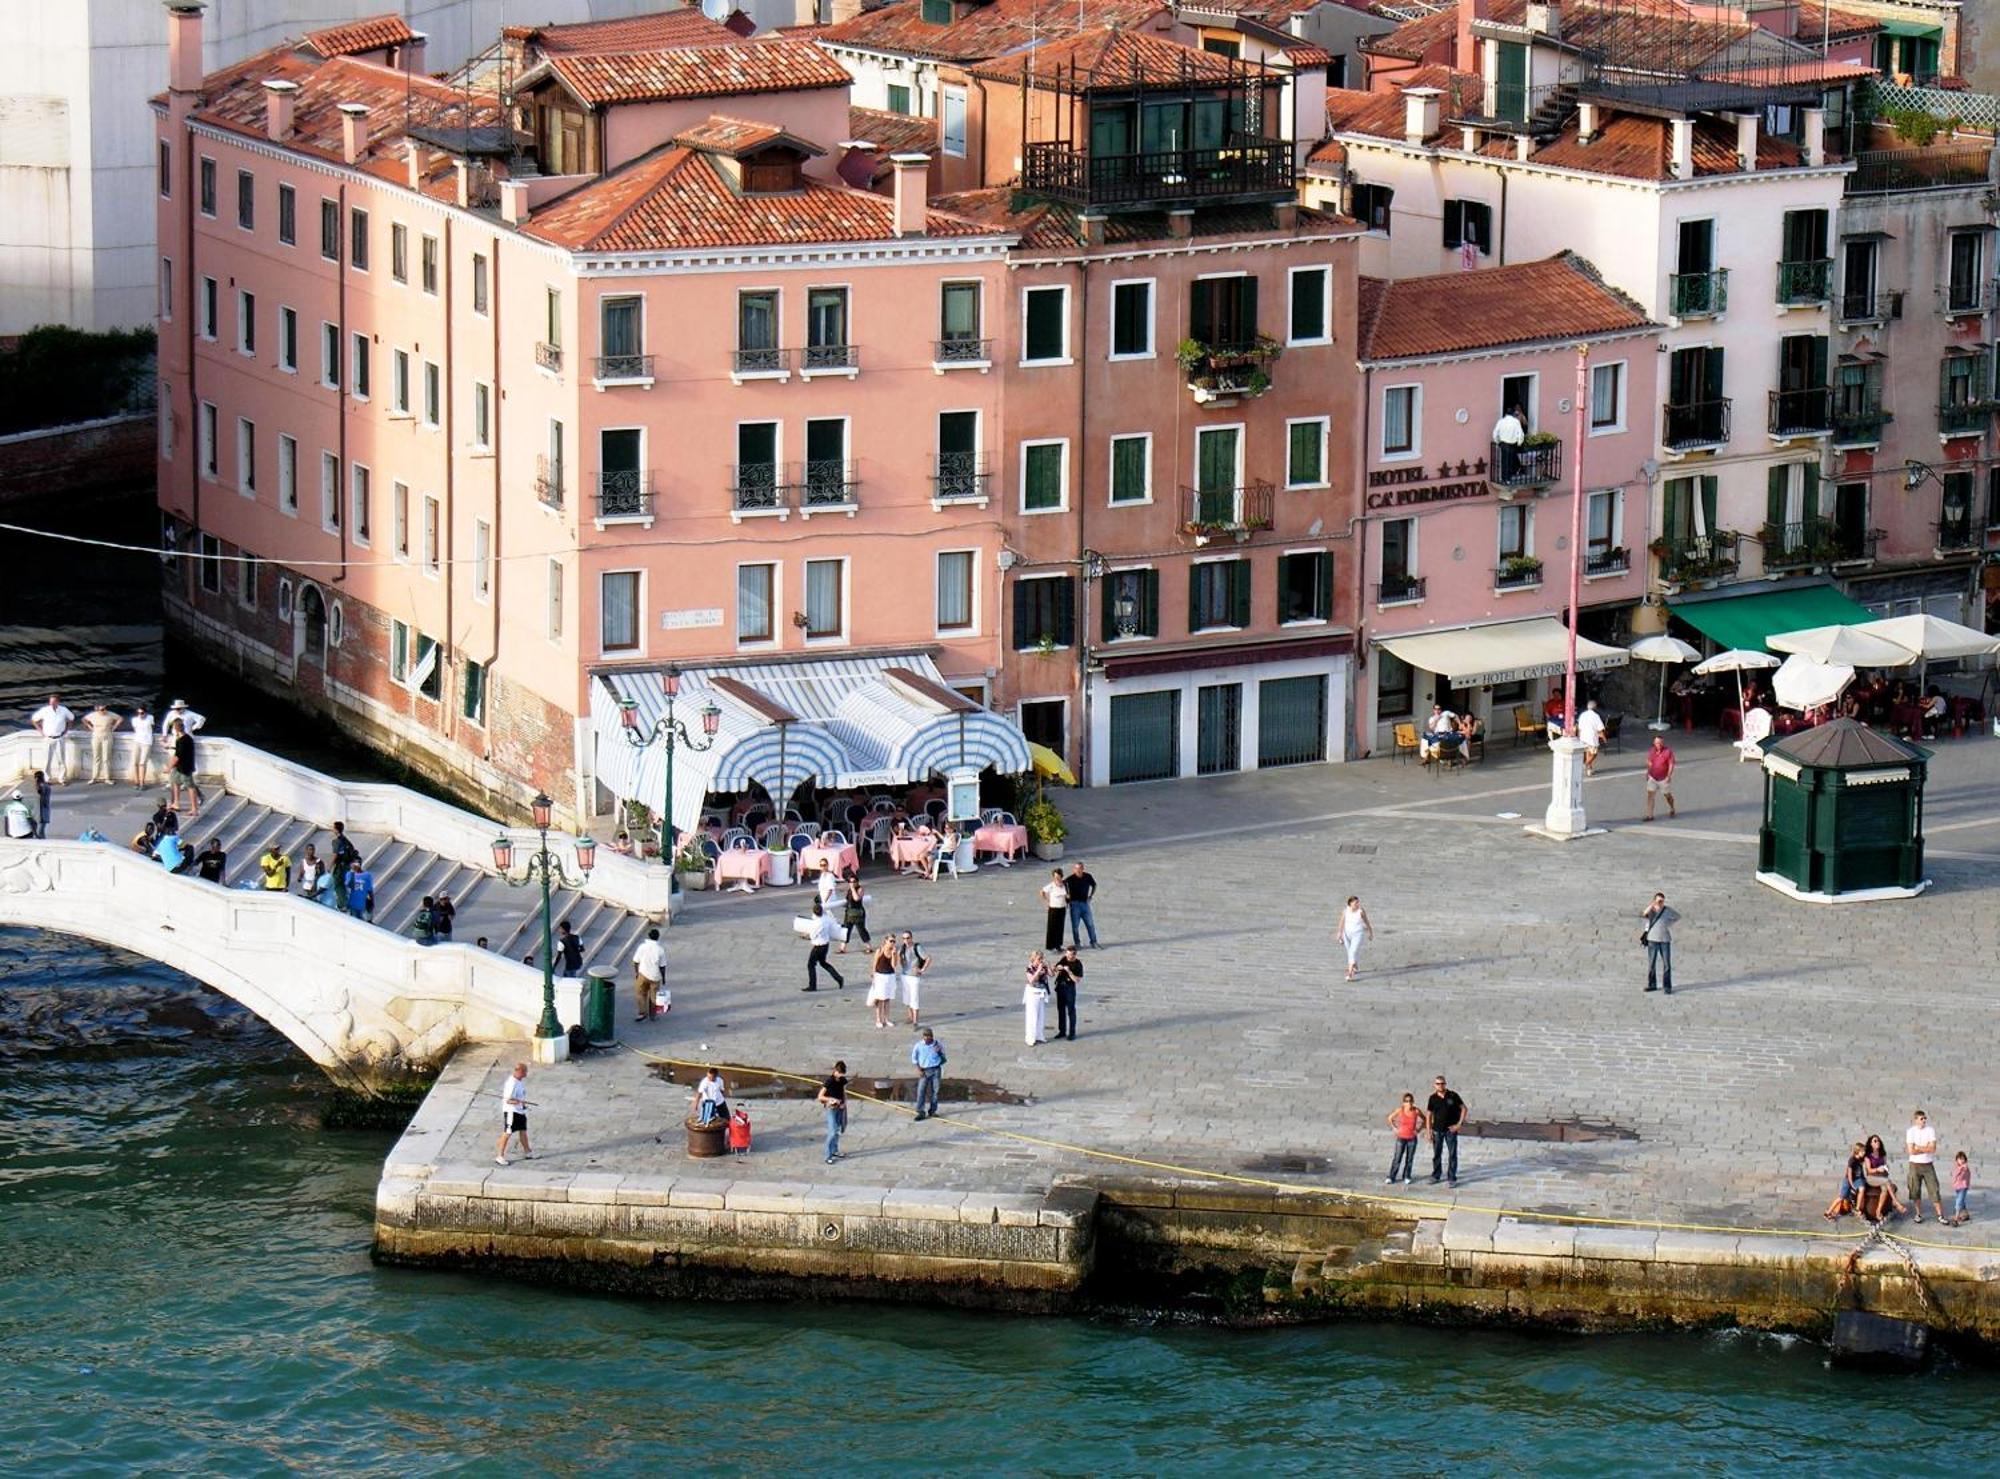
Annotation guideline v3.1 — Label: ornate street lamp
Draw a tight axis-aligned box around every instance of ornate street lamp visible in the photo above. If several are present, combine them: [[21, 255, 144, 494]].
[[492, 792, 596, 1044], [617, 666, 721, 863]]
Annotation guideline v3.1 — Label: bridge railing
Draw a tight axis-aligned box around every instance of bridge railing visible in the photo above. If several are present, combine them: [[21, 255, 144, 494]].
[[0, 732, 671, 916]]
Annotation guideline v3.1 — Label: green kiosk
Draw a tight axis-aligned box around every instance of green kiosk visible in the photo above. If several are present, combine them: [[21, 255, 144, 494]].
[[1755, 719, 1931, 903]]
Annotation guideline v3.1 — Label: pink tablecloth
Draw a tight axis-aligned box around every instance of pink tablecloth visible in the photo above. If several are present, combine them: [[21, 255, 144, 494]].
[[889, 835, 936, 871], [798, 842, 859, 878], [715, 850, 770, 889], [972, 824, 1029, 861]]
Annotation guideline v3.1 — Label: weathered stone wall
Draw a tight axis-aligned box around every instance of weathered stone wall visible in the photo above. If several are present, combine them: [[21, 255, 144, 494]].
[[0, 416, 153, 502]]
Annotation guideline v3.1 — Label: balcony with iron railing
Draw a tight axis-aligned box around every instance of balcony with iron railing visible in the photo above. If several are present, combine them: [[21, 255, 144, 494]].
[[1584, 547, 1631, 578], [933, 335, 991, 368], [1831, 396, 1891, 447], [1936, 517, 1977, 553], [1181, 338, 1281, 402], [731, 462, 783, 515], [1663, 397, 1731, 451], [733, 346, 793, 376], [1669, 269, 1728, 319], [797, 458, 859, 512], [1760, 517, 1835, 572], [932, 451, 990, 505], [1183, 481, 1275, 537], [596, 469, 653, 521], [1939, 279, 1999, 318], [1493, 557, 1544, 590], [1938, 394, 1996, 436], [1020, 137, 1294, 211], [1489, 435, 1562, 490], [593, 352, 654, 384], [1768, 386, 1832, 438], [534, 341, 562, 373], [1836, 289, 1890, 325], [1654, 531, 1740, 583], [1776, 258, 1833, 307], [1377, 573, 1426, 606], [802, 343, 858, 373], [1847, 147, 1994, 196], [534, 454, 564, 509]]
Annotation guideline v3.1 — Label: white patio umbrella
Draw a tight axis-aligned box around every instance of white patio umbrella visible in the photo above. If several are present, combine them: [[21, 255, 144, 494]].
[[1850, 614, 2000, 662], [1629, 634, 1702, 730], [1772, 652, 1856, 711], [1692, 647, 1781, 727], [1767, 623, 1918, 668]]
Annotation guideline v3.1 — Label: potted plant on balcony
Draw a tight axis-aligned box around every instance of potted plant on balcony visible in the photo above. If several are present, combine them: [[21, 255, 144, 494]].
[[1177, 335, 1282, 403], [1022, 798, 1067, 861], [1517, 429, 1559, 481], [1499, 554, 1543, 586]]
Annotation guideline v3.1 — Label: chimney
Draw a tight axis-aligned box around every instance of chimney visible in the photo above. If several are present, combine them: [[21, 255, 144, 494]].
[[262, 79, 298, 142], [1668, 117, 1694, 181], [1576, 100, 1597, 143], [1460, 125, 1481, 151], [1454, 0, 1489, 75], [1525, 0, 1560, 37], [835, 139, 878, 192], [829, 0, 865, 20], [167, 1, 207, 94], [454, 158, 471, 208], [1735, 111, 1758, 172], [1080, 213, 1106, 248], [1403, 86, 1441, 146], [1168, 208, 1194, 239], [1514, 132, 1532, 161], [1802, 106, 1826, 167], [400, 31, 427, 75], [499, 179, 530, 224], [889, 151, 929, 237], [1272, 200, 1297, 230], [406, 141, 428, 189], [338, 103, 370, 164]]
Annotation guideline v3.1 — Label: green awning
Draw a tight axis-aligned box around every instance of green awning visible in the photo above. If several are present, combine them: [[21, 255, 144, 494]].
[[1876, 19, 1942, 39], [1668, 585, 1875, 653]]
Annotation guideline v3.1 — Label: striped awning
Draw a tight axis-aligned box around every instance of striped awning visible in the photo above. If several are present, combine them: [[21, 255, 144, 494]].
[[590, 654, 1031, 833]]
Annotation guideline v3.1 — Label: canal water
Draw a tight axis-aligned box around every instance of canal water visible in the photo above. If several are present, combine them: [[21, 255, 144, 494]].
[[1, 497, 1996, 1472]]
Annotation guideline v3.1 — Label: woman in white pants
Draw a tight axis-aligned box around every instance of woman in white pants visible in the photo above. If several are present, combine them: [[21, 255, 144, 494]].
[[1022, 950, 1052, 1046], [1338, 895, 1374, 982], [867, 938, 899, 1029]]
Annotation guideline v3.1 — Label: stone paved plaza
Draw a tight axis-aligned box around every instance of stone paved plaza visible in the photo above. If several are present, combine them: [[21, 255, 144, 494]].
[[433, 729, 1999, 1238]]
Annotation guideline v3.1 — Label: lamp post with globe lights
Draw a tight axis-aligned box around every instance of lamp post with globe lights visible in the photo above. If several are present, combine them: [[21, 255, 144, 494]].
[[617, 666, 721, 863], [491, 793, 596, 1052]]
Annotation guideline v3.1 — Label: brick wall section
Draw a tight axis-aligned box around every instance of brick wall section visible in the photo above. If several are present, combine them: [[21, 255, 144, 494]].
[[0, 417, 154, 502]]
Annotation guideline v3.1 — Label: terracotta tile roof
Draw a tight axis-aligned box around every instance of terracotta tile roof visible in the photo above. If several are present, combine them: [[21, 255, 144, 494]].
[[536, 38, 852, 106], [513, 10, 739, 55], [675, 114, 827, 157], [1363, 0, 1855, 71], [189, 53, 477, 170], [1797, 2, 1881, 42], [820, 0, 1172, 64], [847, 105, 940, 157], [1361, 4, 1455, 61], [969, 27, 1274, 86], [301, 14, 415, 59], [521, 145, 996, 251], [1281, 42, 1336, 67], [1356, 252, 1652, 360], [1323, 66, 1485, 144], [932, 188, 1357, 250]]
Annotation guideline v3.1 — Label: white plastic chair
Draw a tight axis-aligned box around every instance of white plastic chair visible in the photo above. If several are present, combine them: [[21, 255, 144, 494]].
[[819, 829, 849, 850], [862, 815, 893, 860], [796, 822, 822, 840], [726, 835, 756, 852], [1737, 706, 1773, 762]]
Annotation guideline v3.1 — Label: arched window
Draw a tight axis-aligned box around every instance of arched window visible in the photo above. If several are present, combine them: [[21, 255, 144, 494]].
[[300, 584, 327, 664], [328, 600, 345, 649]]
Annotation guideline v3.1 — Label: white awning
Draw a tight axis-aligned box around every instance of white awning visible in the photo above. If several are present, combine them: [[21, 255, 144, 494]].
[[1376, 618, 1629, 688], [590, 654, 1030, 834]]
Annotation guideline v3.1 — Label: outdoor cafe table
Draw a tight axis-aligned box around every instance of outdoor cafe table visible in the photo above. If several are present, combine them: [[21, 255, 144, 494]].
[[972, 823, 1028, 864], [889, 834, 936, 872], [798, 840, 859, 878], [715, 849, 770, 892]]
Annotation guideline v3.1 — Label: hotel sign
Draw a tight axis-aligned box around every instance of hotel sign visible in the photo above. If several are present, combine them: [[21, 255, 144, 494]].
[[1364, 458, 1492, 511]]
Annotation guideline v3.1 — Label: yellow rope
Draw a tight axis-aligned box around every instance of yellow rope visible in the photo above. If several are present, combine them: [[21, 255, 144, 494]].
[[623, 1047, 2000, 1256]]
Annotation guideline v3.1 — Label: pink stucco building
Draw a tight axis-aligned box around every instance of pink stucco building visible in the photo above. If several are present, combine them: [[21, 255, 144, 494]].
[[1352, 253, 1660, 752]]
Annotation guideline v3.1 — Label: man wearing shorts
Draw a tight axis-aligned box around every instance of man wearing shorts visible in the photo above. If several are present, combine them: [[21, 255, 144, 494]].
[[632, 927, 667, 1023], [1575, 699, 1606, 776], [896, 930, 930, 1029], [496, 1062, 532, 1165], [1642, 735, 1676, 821], [1906, 1109, 1945, 1224]]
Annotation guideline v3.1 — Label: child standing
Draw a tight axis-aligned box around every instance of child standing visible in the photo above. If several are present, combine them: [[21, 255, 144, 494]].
[[1951, 1151, 1972, 1225], [727, 1106, 752, 1157]]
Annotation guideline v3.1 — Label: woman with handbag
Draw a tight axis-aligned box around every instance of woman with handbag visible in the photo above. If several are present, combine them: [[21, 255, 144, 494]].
[[867, 938, 900, 1029], [1040, 870, 1068, 951], [837, 870, 870, 953], [1022, 951, 1052, 1046]]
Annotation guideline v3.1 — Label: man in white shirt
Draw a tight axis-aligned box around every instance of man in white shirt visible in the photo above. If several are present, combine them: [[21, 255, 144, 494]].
[[1576, 699, 1607, 775], [632, 927, 668, 1023], [1491, 405, 1525, 481], [128, 704, 156, 789], [495, 1062, 532, 1166], [3, 790, 33, 839], [1906, 1108, 1945, 1224], [29, 695, 74, 784]]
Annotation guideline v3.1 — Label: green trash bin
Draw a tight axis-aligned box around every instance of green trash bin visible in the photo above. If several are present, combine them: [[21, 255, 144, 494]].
[[581, 972, 616, 1046]]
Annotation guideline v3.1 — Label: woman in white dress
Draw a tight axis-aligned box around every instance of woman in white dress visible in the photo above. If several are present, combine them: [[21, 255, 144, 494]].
[[867, 938, 900, 1029], [1338, 895, 1374, 982], [1022, 951, 1052, 1046]]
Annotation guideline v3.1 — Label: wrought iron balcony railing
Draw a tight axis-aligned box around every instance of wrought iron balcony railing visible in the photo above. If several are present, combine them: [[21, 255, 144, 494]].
[[534, 455, 564, 509], [1584, 548, 1630, 577], [932, 451, 990, 504], [1669, 269, 1728, 319], [1775, 258, 1833, 306], [731, 463, 783, 513], [593, 353, 653, 382], [1663, 397, 1731, 450], [933, 335, 991, 366], [1489, 436, 1561, 489], [1020, 137, 1293, 210], [1377, 573, 1426, 605], [733, 346, 792, 374], [1182, 481, 1275, 534], [534, 341, 562, 373], [797, 459, 858, 509], [1655, 531, 1740, 583], [596, 469, 652, 520], [1831, 400, 1891, 446], [1768, 387, 1832, 438], [802, 343, 858, 372]]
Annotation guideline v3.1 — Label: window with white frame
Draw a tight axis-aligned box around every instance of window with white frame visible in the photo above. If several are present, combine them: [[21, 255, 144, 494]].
[[1590, 360, 1627, 432], [277, 184, 295, 246], [198, 533, 222, 593], [1497, 502, 1533, 561], [160, 258, 172, 320], [391, 349, 411, 414], [422, 362, 441, 428], [421, 234, 438, 295], [601, 570, 641, 653], [198, 157, 215, 216], [461, 658, 486, 724], [1382, 384, 1420, 457], [239, 552, 257, 609], [1286, 417, 1329, 488], [235, 417, 255, 495], [936, 550, 975, 632], [197, 401, 216, 479], [320, 198, 338, 260], [349, 207, 369, 271], [236, 291, 255, 354], [472, 382, 491, 449], [473, 519, 491, 601], [1021, 285, 1069, 364], [1289, 265, 1331, 344], [941, 85, 968, 156], [277, 434, 297, 511], [236, 169, 254, 231], [278, 306, 297, 371], [547, 559, 563, 639], [349, 464, 370, 543], [393, 481, 410, 558], [350, 333, 370, 399], [390, 223, 408, 283], [1109, 433, 1150, 504], [321, 322, 339, 388], [737, 562, 775, 644], [422, 495, 440, 574], [199, 277, 217, 339], [1585, 488, 1622, 565], [804, 558, 845, 640], [1021, 439, 1068, 512], [320, 451, 340, 530], [472, 253, 489, 315], [1110, 280, 1153, 359]]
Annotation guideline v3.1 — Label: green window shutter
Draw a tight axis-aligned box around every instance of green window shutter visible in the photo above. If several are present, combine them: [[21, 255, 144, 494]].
[[1767, 463, 1788, 527], [1012, 582, 1031, 649], [1054, 578, 1075, 647], [1025, 289, 1064, 360], [1142, 569, 1160, 636], [1442, 200, 1462, 249], [1188, 566, 1202, 631], [1241, 275, 1259, 344], [1704, 346, 1725, 398], [1190, 278, 1214, 343], [1701, 476, 1719, 532], [1288, 421, 1321, 484], [1317, 552, 1334, 620], [1290, 268, 1325, 340], [1230, 560, 1251, 628], [1110, 437, 1146, 502]]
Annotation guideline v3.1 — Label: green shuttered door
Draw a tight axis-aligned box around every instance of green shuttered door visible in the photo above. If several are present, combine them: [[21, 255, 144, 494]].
[[1108, 691, 1180, 784], [1256, 675, 1327, 768]]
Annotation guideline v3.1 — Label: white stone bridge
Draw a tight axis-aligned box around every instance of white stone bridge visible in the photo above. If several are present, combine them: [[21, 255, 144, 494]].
[[0, 733, 672, 1089]]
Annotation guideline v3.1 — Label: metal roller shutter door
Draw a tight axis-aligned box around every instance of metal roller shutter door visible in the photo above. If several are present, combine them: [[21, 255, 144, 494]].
[[1108, 690, 1179, 783], [1256, 674, 1326, 768]]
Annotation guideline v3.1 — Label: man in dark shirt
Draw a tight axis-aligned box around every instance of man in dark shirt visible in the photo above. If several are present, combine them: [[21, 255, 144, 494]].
[[556, 920, 585, 975], [1426, 1075, 1468, 1187], [194, 838, 227, 883], [1063, 860, 1100, 949], [818, 1061, 849, 1165], [1052, 944, 1084, 1040]]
